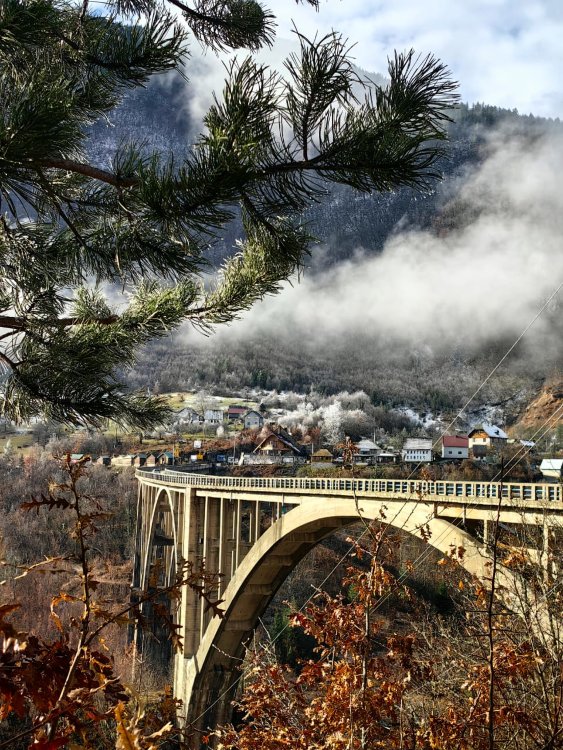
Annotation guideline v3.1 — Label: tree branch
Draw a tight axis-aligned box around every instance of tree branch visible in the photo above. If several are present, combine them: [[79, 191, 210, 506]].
[[0, 314, 119, 331], [37, 159, 138, 189], [166, 0, 242, 35]]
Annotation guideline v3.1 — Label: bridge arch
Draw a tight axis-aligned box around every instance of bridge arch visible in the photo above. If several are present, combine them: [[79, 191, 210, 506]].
[[180, 496, 484, 731], [132, 484, 181, 667]]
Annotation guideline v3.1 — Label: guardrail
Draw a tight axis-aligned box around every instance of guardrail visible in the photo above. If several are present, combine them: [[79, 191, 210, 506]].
[[136, 468, 563, 504]]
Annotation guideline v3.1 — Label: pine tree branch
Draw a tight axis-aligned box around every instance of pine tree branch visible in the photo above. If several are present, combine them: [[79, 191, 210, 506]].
[[0, 4, 458, 427], [0, 351, 18, 370], [165, 0, 275, 51], [0, 315, 119, 331], [37, 159, 138, 188], [167, 0, 234, 31]]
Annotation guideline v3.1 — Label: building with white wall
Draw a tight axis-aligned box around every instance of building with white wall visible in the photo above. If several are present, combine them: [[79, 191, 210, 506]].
[[442, 435, 469, 459], [402, 438, 433, 463]]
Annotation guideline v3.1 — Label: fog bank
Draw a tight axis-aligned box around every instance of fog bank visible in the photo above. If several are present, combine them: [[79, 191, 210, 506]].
[[185, 128, 563, 354]]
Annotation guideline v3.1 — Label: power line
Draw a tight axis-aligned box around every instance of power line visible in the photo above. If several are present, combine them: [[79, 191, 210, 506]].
[[490, 400, 563, 481], [369, 279, 563, 550]]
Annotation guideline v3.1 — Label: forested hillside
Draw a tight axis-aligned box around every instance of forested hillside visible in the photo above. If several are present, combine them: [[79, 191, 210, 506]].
[[95, 74, 562, 266], [127, 332, 550, 423]]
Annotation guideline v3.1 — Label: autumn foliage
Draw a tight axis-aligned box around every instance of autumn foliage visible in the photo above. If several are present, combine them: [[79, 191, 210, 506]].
[[0, 456, 220, 749], [216, 526, 563, 750], [1, 456, 563, 750]]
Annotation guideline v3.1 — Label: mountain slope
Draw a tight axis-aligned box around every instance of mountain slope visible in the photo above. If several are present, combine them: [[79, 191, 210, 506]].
[[515, 377, 563, 432]]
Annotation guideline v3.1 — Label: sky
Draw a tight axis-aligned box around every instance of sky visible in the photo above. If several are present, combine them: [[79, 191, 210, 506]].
[[266, 0, 563, 119]]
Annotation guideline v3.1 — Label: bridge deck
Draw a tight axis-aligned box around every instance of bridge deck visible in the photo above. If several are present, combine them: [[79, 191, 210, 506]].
[[137, 468, 563, 509]]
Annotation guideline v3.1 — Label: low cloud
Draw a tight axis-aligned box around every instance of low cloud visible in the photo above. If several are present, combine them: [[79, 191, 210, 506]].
[[182, 37, 302, 131], [186, 127, 563, 355]]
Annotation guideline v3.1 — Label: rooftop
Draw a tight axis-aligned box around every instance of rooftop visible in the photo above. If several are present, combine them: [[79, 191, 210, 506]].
[[442, 435, 468, 448], [403, 438, 433, 451], [540, 459, 563, 470], [312, 448, 333, 457], [470, 424, 508, 439]]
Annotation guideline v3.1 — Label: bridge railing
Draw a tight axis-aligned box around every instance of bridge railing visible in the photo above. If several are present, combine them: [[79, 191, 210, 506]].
[[136, 468, 563, 504]]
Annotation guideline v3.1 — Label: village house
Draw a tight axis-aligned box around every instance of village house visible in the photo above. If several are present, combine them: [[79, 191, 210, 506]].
[[157, 450, 175, 466], [468, 424, 508, 456], [253, 429, 304, 460], [227, 405, 247, 421], [311, 448, 334, 464], [376, 451, 400, 464], [539, 458, 563, 481], [175, 407, 203, 424], [243, 410, 264, 429], [517, 439, 536, 450], [441, 435, 469, 459], [354, 438, 381, 462], [204, 408, 224, 424], [402, 438, 433, 463], [132, 452, 158, 468]]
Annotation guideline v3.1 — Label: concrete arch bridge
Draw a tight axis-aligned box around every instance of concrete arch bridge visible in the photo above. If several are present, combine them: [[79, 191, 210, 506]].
[[132, 469, 563, 733]]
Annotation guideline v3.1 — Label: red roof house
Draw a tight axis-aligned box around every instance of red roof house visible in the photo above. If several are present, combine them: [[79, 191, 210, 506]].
[[442, 435, 469, 459]]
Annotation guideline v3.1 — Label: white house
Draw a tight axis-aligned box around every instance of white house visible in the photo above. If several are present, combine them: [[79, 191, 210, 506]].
[[442, 435, 469, 459], [204, 408, 224, 424], [355, 438, 381, 461], [402, 438, 433, 463], [175, 407, 203, 424], [468, 424, 508, 452], [540, 458, 563, 480]]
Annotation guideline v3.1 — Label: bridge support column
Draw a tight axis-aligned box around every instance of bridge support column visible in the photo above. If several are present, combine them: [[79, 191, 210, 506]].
[[254, 501, 261, 542], [199, 496, 223, 639], [483, 517, 495, 549], [235, 498, 242, 569], [218, 498, 228, 597], [179, 488, 202, 658], [542, 514, 552, 581]]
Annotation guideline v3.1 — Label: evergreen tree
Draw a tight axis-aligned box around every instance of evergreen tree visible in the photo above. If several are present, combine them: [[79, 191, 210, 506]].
[[0, 0, 458, 428]]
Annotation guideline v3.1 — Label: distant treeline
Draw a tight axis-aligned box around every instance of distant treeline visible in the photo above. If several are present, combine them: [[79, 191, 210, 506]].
[[128, 332, 549, 424]]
